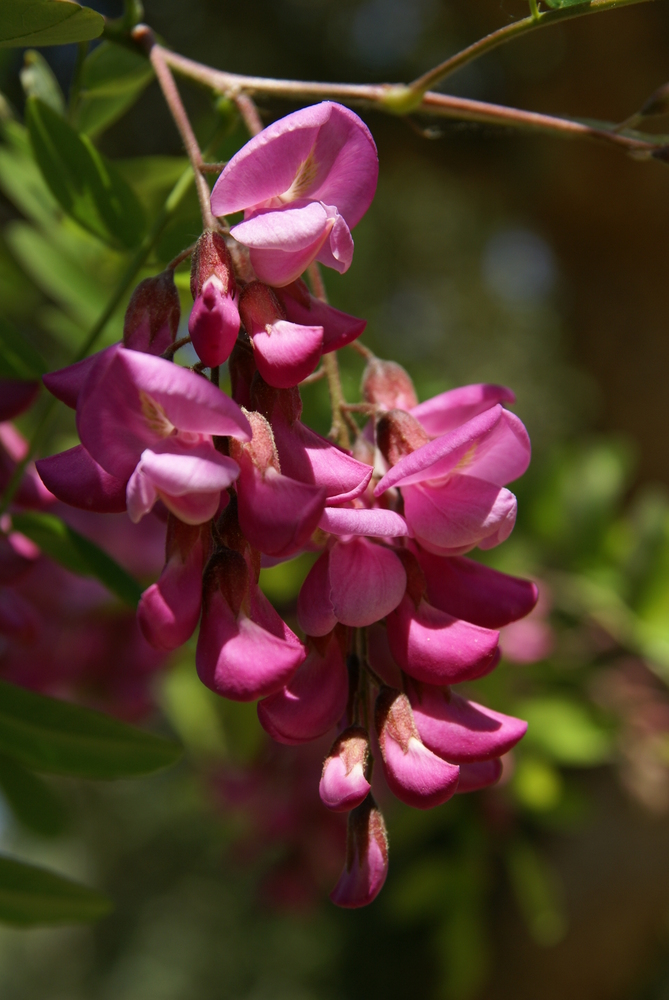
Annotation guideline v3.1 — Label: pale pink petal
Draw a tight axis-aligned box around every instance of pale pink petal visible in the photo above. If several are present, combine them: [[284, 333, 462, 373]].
[[407, 683, 527, 763], [386, 594, 500, 685], [455, 759, 502, 793], [414, 548, 538, 629], [411, 383, 515, 437], [188, 281, 240, 368], [271, 410, 371, 504], [197, 585, 305, 701], [236, 459, 325, 558], [276, 281, 366, 352], [136, 445, 240, 498], [297, 551, 337, 637], [126, 465, 157, 523], [319, 727, 371, 811], [318, 506, 409, 538], [137, 520, 207, 651], [375, 688, 459, 809], [159, 490, 222, 525], [403, 476, 517, 555], [36, 446, 127, 514], [330, 795, 388, 909], [329, 538, 406, 627], [232, 201, 330, 252], [315, 208, 354, 274], [252, 320, 323, 388], [257, 637, 348, 744]]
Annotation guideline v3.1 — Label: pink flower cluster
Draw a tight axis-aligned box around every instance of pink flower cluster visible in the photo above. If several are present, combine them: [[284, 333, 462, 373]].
[[32, 102, 537, 908]]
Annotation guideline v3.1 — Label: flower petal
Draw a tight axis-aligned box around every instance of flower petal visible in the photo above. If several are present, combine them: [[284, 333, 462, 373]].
[[320, 727, 371, 811], [403, 476, 517, 555], [236, 461, 325, 558], [276, 281, 366, 352], [318, 506, 409, 538], [297, 551, 337, 637], [36, 446, 127, 514], [455, 759, 503, 793], [411, 383, 515, 437], [252, 320, 323, 388], [330, 794, 388, 909], [329, 538, 406, 627]]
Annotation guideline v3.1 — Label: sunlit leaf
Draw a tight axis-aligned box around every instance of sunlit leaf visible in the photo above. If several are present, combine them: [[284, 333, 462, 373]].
[[0, 754, 67, 836], [20, 50, 65, 115], [26, 97, 146, 248], [74, 42, 154, 137], [11, 511, 143, 607], [0, 680, 183, 779], [0, 855, 110, 926], [517, 697, 613, 766], [0, 0, 103, 49]]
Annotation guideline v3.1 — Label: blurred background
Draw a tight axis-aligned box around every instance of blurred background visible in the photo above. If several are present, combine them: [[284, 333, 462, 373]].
[[3, 0, 669, 996]]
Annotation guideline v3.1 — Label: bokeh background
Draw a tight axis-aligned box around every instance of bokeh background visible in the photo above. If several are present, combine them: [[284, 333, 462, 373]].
[[3, 0, 669, 997]]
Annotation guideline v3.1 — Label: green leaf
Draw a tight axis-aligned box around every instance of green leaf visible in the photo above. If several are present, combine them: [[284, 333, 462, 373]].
[[544, 0, 590, 7], [0, 318, 47, 378], [11, 511, 143, 607], [518, 697, 613, 766], [74, 42, 154, 138], [20, 50, 65, 115], [26, 97, 146, 249], [0, 679, 183, 779], [0, 754, 67, 836], [0, 0, 103, 48], [0, 855, 110, 926]]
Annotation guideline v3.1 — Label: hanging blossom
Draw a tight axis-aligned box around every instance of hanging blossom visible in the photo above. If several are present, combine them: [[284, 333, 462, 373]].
[[30, 101, 539, 910]]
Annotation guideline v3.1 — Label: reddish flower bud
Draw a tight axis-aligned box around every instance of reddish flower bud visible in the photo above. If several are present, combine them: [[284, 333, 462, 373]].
[[123, 271, 181, 356], [189, 231, 240, 367], [319, 726, 371, 811], [190, 231, 236, 299], [361, 358, 418, 411], [376, 409, 429, 467], [330, 794, 388, 908]]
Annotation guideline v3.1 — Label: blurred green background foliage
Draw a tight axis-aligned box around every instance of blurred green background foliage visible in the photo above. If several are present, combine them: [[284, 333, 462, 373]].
[[4, 1, 669, 998]]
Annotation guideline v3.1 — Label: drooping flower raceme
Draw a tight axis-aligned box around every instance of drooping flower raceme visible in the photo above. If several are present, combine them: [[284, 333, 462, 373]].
[[30, 102, 539, 912], [211, 102, 379, 286]]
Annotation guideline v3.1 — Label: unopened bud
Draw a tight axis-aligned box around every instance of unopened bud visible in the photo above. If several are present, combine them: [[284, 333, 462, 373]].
[[319, 726, 371, 811], [123, 271, 180, 355], [239, 281, 284, 333], [362, 358, 418, 411], [229, 409, 280, 475], [190, 231, 235, 299], [330, 794, 389, 908], [376, 409, 429, 466], [189, 231, 240, 367]]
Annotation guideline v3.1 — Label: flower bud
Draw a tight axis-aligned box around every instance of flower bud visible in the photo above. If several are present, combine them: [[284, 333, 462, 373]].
[[123, 271, 181, 356], [189, 231, 240, 367], [240, 281, 323, 389], [330, 794, 388, 908], [319, 726, 371, 811], [361, 358, 418, 411], [376, 409, 429, 467]]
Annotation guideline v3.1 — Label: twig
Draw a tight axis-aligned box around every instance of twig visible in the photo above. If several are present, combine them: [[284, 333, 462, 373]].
[[300, 366, 326, 385], [167, 243, 196, 270], [161, 335, 192, 360], [348, 340, 375, 361], [235, 93, 263, 136]]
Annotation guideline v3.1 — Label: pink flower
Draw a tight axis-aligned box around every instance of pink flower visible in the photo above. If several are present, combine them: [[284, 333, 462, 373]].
[[274, 279, 366, 353], [257, 633, 349, 745], [211, 103, 378, 286], [196, 547, 306, 701], [319, 726, 371, 811], [456, 759, 503, 793], [239, 281, 323, 388], [375, 403, 530, 555], [330, 794, 388, 908], [39, 346, 251, 524], [375, 686, 460, 809], [188, 232, 240, 368]]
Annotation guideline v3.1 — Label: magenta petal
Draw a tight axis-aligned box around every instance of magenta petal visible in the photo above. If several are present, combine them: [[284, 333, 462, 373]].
[[320, 727, 371, 811], [277, 284, 366, 352], [329, 538, 406, 627], [403, 476, 517, 555], [415, 549, 538, 629], [196, 586, 305, 701], [36, 446, 127, 513], [188, 281, 240, 368], [375, 688, 459, 809], [237, 459, 325, 558], [411, 383, 515, 437], [330, 794, 388, 909], [272, 411, 371, 504], [386, 594, 500, 685], [297, 551, 337, 636], [211, 102, 378, 227], [408, 683, 527, 762], [455, 759, 503, 793], [0, 380, 40, 421], [319, 506, 409, 538], [257, 637, 348, 744], [137, 521, 206, 651], [42, 349, 110, 410], [252, 320, 323, 388], [77, 346, 251, 479]]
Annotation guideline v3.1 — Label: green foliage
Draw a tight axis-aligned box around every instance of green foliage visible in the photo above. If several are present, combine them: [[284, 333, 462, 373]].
[[11, 511, 143, 607], [0, 318, 46, 378], [26, 97, 146, 249], [518, 697, 613, 766], [0, 679, 182, 779], [505, 841, 567, 946], [0, 0, 103, 49], [0, 856, 110, 926], [73, 42, 154, 138], [20, 50, 65, 115], [0, 754, 67, 837]]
